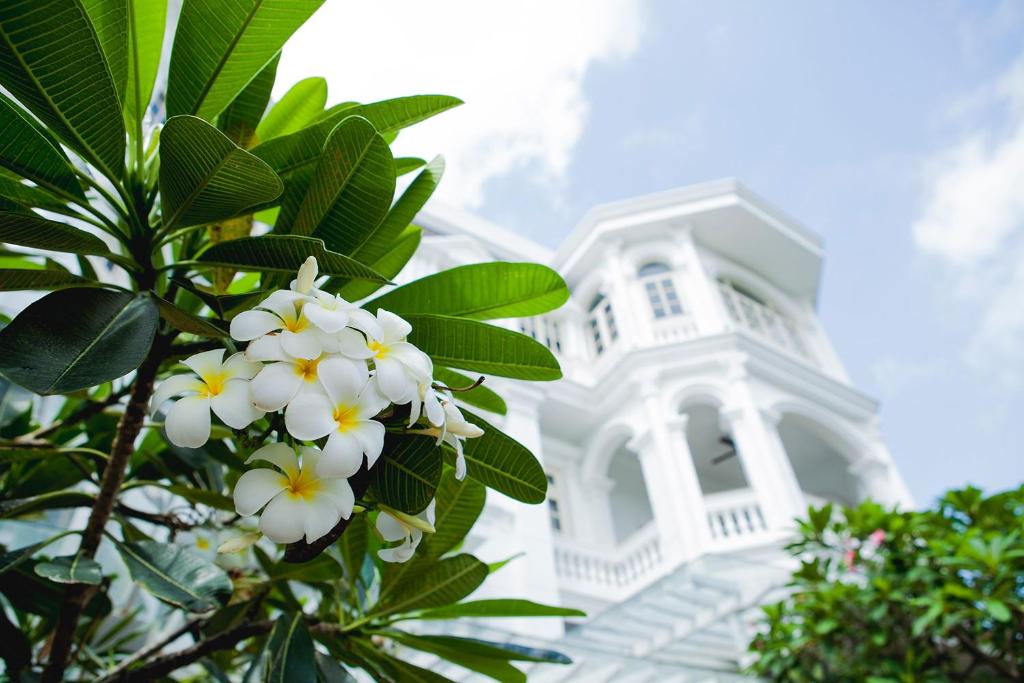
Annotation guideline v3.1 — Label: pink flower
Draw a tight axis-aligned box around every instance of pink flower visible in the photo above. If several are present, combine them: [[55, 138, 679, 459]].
[[868, 529, 886, 546], [843, 549, 856, 570]]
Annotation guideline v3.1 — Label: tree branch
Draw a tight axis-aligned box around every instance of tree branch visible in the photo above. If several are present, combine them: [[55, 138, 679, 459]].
[[43, 336, 172, 683], [282, 465, 372, 563], [15, 385, 132, 444]]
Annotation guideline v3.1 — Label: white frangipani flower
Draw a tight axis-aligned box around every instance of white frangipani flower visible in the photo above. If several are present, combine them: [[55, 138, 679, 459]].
[[284, 357, 389, 478], [440, 401, 484, 480], [233, 443, 354, 544], [150, 350, 264, 448], [338, 309, 432, 404], [244, 334, 328, 412], [288, 256, 382, 337], [229, 289, 327, 360], [408, 381, 445, 428], [376, 501, 436, 563], [291, 256, 319, 294]]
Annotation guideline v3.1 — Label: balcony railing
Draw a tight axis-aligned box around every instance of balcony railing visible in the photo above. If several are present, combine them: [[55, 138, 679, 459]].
[[704, 488, 769, 546], [717, 283, 812, 362], [553, 522, 663, 598]]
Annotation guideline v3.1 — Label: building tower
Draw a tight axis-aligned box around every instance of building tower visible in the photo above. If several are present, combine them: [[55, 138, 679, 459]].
[[406, 180, 912, 680]]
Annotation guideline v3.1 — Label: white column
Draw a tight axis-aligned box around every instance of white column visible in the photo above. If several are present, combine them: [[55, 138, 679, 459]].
[[720, 402, 804, 529], [602, 241, 644, 351], [672, 226, 729, 335], [665, 413, 713, 557]]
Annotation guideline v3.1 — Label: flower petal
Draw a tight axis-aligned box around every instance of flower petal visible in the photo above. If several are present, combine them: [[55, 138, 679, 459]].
[[302, 495, 342, 543], [377, 309, 412, 341], [378, 539, 416, 563], [337, 328, 374, 359], [389, 342, 432, 380], [285, 393, 336, 441], [454, 451, 467, 480], [151, 374, 203, 414], [317, 357, 369, 406], [223, 352, 262, 380], [295, 256, 318, 293], [259, 494, 307, 544], [320, 478, 355, 520], [352, 420, 385, 469], [280, 329, 321, 360], [244, 333, 288, 362], [234, 469, 288, 516], [297, 445, 321, 474], [165, 395, 212, 448], [318, 431, 364, 478], [247, 443, 299, 479], [348, 308, 382, 339], [258, 289, 307, 320], [183, 349, 225, 380], [230, 310, 283, 341], [251, 362, 303, 412], [304, 301, 349, 334], [374, 357, 415, 404], [210, 380, 263, 429], [376, 511, 409, 542]]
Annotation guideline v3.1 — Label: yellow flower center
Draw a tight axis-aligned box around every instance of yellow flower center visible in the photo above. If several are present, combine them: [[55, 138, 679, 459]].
[[332, 403, 360, 432], [198, 371, 228, 397], [368, 340, 389, 358], [195, 537, 210, 550], [294, 356, 321, 382], [285, 469, 322, 500], [282, 311, 309, 334]]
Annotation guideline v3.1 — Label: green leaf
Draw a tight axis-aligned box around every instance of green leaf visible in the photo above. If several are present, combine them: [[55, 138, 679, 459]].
[[0, 169, 72, 212], [335, 225, 420, 301], [348, 637, 456, 683], [0, 535, 74, 576], [114, 539, 233, 612], [0, 212, 108, 255], [315, 652, 357, 683], [81, 0, 128, 102], [432, 367, 506, 416], [166, 0, 323, 120], [0, 95, 84, 200], [219, 52, 280, 147], [395, 157, 426, 176], [376, 554, 488, 616], [0, 0, 126, 177], [0, 288, 158, 394], [400, 635, 571, 665], [287, 116, 395, 254], [197, 235, 387, 282], [256, 76, 327, 142], [160, 115, 283, 229], [154, 295, 230, 337], [34, 553, 102, 585], [251, 95, 461, 179], [399, 599, 585, 621], [985, 598, 1011, 622], [369, 433, 442, 515], [423, 470, 485, 560], [338, 512, 367, 584], [269, 554, 341, 583], [459, 410, 547, 504], [267, 612, 316, 683], [0, 490, 94, 518], [370, 263, 568, 321], [350, 156, 443, 266], [405, 314, 562, 381], [0, 268, 89, 291], [381, 631, 526, 683], [0, 377, 33, 428], [166, 484, 235, 512], [123, 0, 167, 129]]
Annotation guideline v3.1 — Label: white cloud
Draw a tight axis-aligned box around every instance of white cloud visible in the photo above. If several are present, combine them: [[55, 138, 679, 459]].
[[274, 1, 645, 208], [911, 53, 1024, 380]]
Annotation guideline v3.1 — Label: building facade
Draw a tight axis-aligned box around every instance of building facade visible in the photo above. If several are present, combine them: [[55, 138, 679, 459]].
[[403, 180, 913, 681]]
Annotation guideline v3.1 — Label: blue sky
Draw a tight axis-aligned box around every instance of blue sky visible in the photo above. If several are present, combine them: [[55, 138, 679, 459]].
[[281, 1, 1024, 504]]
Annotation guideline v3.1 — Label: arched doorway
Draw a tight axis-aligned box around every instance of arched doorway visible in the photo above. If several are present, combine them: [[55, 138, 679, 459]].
[[776, 414, 862, 506], [605, 437, 655, 544], [685, 404, 750, 495]]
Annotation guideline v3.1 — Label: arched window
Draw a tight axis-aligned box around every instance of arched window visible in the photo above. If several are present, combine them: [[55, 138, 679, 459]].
[[587, 293, 618, 355], [638, 262, 683, 319]]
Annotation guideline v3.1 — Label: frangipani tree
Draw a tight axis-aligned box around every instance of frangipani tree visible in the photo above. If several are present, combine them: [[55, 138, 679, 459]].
[[0, 2, 581, 681]]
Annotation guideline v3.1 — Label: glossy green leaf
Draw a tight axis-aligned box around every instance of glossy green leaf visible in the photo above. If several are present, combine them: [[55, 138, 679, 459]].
[[166, 484, 235, 512], [288, 116, 395, 254], [0, 491, 94, 518], [0, 95, 84, 200], [81, 0, 128, 101], [154, 295, 230, 337], [256, 76, 327, 142], [335, 225, 421, 301], [0, 212, 108, 256], [370, 262, 568, 320], [986, 598, 1011, 622], [369, 433, 442, 515], [160, 115, 283, 229], [432, 367, 506, 416], [114, 539, 233, 612], [423, 470, 486, 560], [166, 0, 323, 120], [394, 157, 426, 176], [376, 554, 488, 616], [124, 0, 167, 129], [34, 553, 102, 585], [338, 512, 367, 584], [197, 235, 387, 282], [405, 314, 562, 381], [459, 410, 547, 504], [399, 599, 585, 621], [251, 95, 462, 179], [0, 268, 89, 291], [350, 156, 443, 266], [267, 612, 316, 683], [381, 630, 526, 683], [0, 288, 158, 394], [348, 637, 456, 683], [0, 535, 74, 576], [0, 561, 110, 619], [0, 0, 126, 178], [219, 52, 279, 147], [0, 169, 71, 212], [392, 633, 570, 665]]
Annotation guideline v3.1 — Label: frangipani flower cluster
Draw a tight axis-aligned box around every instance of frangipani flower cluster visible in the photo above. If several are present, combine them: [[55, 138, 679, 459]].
[[150, 257, 483, 561]]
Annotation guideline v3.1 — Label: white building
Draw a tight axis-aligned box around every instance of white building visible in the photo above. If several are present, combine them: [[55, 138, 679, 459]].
[[404, 179, 913, 682]]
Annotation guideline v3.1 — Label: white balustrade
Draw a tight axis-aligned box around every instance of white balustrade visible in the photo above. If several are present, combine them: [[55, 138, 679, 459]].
[[717, 283, 813, 362], [650, 315, 698, 344], [553, 522, 663, 597], [704, 488, 768, 543]]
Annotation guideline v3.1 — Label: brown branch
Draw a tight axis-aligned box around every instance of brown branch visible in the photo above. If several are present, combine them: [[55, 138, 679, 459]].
[[43, 336, 172, 683], [433, 375, 485, 393], [282, 464, 373, 563], [96, 617, 203, 683], [953, 625, 1021, 681]]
